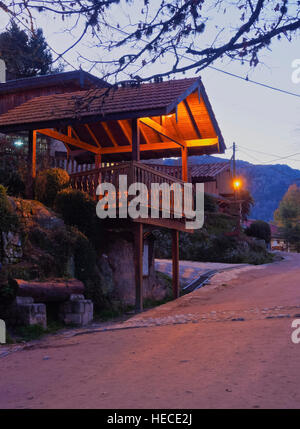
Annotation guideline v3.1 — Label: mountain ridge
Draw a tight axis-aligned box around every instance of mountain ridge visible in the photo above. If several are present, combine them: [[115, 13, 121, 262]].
[[156, 155, 300, 221]]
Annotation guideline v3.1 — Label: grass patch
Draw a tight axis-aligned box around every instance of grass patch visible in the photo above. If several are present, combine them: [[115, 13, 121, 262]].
[[13, 320, 65, 342], [94, 308, 123, 322], [14, 324, 46, 342]]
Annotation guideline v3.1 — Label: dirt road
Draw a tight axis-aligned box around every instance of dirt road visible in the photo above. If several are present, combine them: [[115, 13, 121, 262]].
[[1, 252, 300, 409]]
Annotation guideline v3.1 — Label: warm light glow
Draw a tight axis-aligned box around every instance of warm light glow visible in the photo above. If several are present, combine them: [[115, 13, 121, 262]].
[[233, 179, 242, 190]]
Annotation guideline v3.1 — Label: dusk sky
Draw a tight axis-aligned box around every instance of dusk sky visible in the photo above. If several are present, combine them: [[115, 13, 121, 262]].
[[1, 3, 300, 169]]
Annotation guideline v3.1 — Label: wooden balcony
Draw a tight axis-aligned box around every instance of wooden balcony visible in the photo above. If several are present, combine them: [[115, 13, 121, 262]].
[[69, 161, 193, 231]]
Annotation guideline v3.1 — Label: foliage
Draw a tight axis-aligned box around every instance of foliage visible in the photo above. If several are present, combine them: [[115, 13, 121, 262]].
[[1, 2, 299, 83], [154, 212, 272, 265], [27, 223, 106, 311], [283, 224, 300, 253], [204, 193, 218, 213], [238, 189, 254, 220], [54, 188, 102, 242], [0, 185, 19, 233], [0, 21, 62, 79], [0, 168, 25, 198], [274, 185, 300, 251], [274, 184, 300, 227], [14, 324, 46, 342], [35, 168, 70, 207], [245, 220, 271, 243]]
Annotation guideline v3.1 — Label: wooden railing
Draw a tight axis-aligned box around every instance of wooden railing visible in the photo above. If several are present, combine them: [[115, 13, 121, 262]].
[[50, 154, 95, 174], [143, 163, 183, 180], [69, 161, 193, 222]]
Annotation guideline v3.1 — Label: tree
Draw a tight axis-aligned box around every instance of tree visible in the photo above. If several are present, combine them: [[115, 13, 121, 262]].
[[274, 184, 300, 227], [0, 21, 62, 79], [239, 189, 254, 221], [274, 184, 300, 252], [1, 1, 299, 83], [245, 220, 271, 243]]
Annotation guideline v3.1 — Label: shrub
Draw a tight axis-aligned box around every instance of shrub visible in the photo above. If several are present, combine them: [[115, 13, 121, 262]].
[[35, 168, 69, 207], [204, 193, 218, 213], [0, 168, 25, 197], [0, 185, 19, 232], [245, 220, 271, 243], [73, 229, 107, 312], [54, 188, 102, 243]]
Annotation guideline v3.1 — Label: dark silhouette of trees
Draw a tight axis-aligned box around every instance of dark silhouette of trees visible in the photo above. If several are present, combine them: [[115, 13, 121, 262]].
[[0, 21, 63, 79], [245, 220, 271, 243]]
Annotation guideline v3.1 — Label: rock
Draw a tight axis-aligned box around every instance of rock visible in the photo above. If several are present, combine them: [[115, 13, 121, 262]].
[[16, 302, 47, 329], [15, 296, 34, 305], [2, 231, 23, 264]]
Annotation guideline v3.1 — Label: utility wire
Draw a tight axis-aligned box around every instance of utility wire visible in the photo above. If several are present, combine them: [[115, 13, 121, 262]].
[[103, 22, 300, 99], [238, 145, 300, 164], [9, 14, 300, 98]]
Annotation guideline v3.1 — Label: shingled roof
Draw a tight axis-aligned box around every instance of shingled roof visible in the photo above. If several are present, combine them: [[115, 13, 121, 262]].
[[0, 70, 109, 95], [189, 162, 231, 180], [0, 78, 195, 125], [0, 76, 226, 161]]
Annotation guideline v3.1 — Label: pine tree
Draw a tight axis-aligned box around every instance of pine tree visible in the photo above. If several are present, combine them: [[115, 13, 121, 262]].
[[0, 22, 62, 79]]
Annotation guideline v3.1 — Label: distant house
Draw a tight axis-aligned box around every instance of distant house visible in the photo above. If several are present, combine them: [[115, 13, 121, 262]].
[[243, 219, 289, 251], [269, 224, 289, 251], [189, 162, 233, 197]]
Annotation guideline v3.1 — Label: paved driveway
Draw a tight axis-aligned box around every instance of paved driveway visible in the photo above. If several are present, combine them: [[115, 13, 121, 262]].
[[155, 258, 247, 285], [1, 252, 300, 409]]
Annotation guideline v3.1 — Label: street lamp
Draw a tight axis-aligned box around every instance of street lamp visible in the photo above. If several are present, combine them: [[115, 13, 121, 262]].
[[233, 178, 241, 191], [233, 177, 242, 233]]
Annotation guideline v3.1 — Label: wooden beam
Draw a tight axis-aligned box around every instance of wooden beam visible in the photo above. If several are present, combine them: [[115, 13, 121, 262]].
[[118, 120, 132, 144], [140, 117, 184, 147], [98, 138, 218, 155], [183, 99, 202, 139], [139, 122, 151, 145], [101, 122, 118, 147], [132, 118, 140, 161], [95, 153, 101, 168], [85, 124, 101, 148], [70, 127, 80, 141], [169, 117, 186, 147], [36, 128, 100, 154], [172, 230, 180, 299], [134, 223, 143, 312], [181, 146, 188, 182]]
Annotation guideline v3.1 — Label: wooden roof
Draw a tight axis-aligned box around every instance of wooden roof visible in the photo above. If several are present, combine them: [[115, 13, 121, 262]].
[[189, 162, 231, 180], [0, 70, 109, 95], [0, 77, 226, 161]]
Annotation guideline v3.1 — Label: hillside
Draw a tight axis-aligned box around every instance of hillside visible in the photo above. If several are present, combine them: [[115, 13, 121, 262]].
[[155, 155, 300, 222]]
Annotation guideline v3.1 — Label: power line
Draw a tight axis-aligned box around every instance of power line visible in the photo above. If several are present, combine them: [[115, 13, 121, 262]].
[[103, 22, 300, 99], [236, 146, 300, 181], [207, 66, 300, 99], [238, 145, 300, 164], [8, 14, 300, 99]]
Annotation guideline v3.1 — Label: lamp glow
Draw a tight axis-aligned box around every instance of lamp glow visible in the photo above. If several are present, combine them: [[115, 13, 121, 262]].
[[233, 179, 241, 190], [14, 140, 23, 147]]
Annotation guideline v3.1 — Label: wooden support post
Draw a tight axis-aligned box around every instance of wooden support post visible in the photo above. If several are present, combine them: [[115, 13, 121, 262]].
[[132, 118, 140, 161], [95, 153, 101, 169], [134, 223, 143, 312], [181, 145, 188, 182], [172, 230, 180, 299], [26, 130, 36, 198]]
